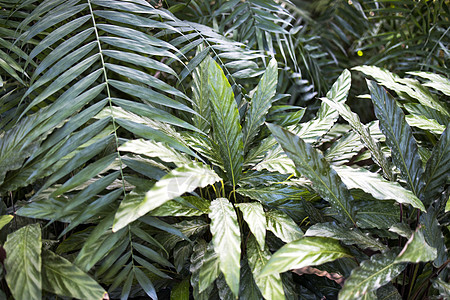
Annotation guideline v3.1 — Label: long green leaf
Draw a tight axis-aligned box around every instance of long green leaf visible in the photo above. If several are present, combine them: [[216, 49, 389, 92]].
[[294, 69, 351, 143], [247, 236, 285, 300], [265, 210, 303, 243], [236, 202, 266, 250], [420, 126, 450, 204], [268, 123, 356, 226], [113, 162, 220, 231], [367, 80, 425, 196], [396, 228, 437, 263], [42, 250, 107, 300], [192, 54, 211, 133], [305, 223, 386, 251], [119, 139, 191, 166], [198, 242, 220, 293], [4, 224, 42, 300], [259, 237, 351, 277], [207, 57, 243, 186], [333, 165, 425, 211], [320, 97, 393, 180], [209, 198, 241, 297], [242, 58, 277, 151], [339, 250, 406, 300]]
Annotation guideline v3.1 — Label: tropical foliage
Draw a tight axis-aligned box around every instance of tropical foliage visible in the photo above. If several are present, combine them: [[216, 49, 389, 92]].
[[0, 0, 448, 299]]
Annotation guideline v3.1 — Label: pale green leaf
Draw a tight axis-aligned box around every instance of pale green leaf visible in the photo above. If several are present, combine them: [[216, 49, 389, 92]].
[[396, 228, 437, 263], [333, 165, 425, 211], [42, 250, 107, 300], [0, 215, 13, 230], [209, 198, 241, 297], [265, 210, 303, 243], [268, 123, 356, 226], [207, 57, 244, 186], [305, 223, 386, 251], [119, 139, 191, 166], [320, 98, 393, 180], [198, 242, 220, 293], [407, 71, 450, 97], [243, 58, 277, 151], [405, 114, 446, 135], [294, 69, 351, 143], [259, 237, 351, 277], [247, 236, 285, 300], [113, 162, 220, 231], [339, 250, 405, 300], [4, 224, 42, 300], [236, 202, 266, 250]]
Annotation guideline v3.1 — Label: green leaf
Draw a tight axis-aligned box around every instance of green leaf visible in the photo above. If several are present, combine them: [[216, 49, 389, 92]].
[[367, 80, 425, 196], [134, 266, 157, 299], [236, 202, 266, 250], [198, 242, 220, 293], [191, 54, 211, 133], [119, 139, 191, 166], [333, 165, 425, 212], [305, 223, 386, 251], [259, 237, 351, 277], [149, 196, 210, 217], [396, 228, 437, 263], [354, 201, 400, 229], [113, 162, 220, 231], [355, 66, 449, 118], [0, 215, 13, 230], [265, 210, 303, 243], [171, 277, 190, 300], [268, 123, 356, 226], [190, 240, 215, 300], [247, 236, 285, 300], [294, 69, 351, 143], [4, 224, 42, 300], [209, 198, 241, 297], [407, 71, 450, 97], [75, 213, 127, 272], [320, 97, 393, 180], [242, 58, 277, 152], [420, 126, 450, 204], [339, 250, 406, 300], [207, 57, 244, 186], [420, 208, 448, 267], [42, 250, 107, 300], [405, 114, 446, 135]]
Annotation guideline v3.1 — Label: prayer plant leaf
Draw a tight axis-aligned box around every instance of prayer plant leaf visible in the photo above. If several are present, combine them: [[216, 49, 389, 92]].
[[339, 250, 406, 300], [42, 250, 107, 300], [265, 209, 303, 243], [305, 222, 386, 251], [420, 125, 450, 204], [209, 198, 241, 297], [242, 58, 277, 152], [268, 123, 356, 226], [294, 69, 351, 143], [236, 202, 266, 250], [396, 228, 437, 264], [259, 237, 351, 277], [207, 57, 244, 186], [113, 162, 220, 231], [333, 165, 425, 212], [4, 224, 42, 300], [247, 236, 285, 300], [367, 80, 425, 196]]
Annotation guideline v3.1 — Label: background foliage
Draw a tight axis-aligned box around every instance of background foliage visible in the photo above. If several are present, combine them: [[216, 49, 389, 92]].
[[0, 0, 449, 299]]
